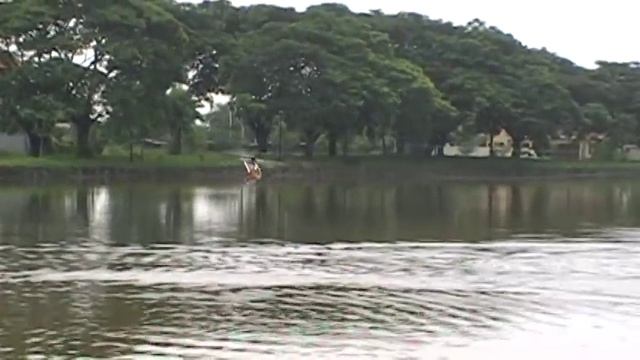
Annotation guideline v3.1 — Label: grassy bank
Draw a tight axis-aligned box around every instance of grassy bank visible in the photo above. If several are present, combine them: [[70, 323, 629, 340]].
[[0, 151, 241, 168], [278, 154, 640, 171], [2, 151, 640, 184], [0, 151, 256, 184], [273, 156, 640, 182]]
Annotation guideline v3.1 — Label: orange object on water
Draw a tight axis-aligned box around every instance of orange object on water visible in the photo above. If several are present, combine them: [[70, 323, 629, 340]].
[[244, 158, 262, 181]]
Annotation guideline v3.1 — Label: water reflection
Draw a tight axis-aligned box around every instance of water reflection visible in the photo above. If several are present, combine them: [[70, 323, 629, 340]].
[[1, 180, 640, 358], [239, 181, 640, 242], [0, 180, 639, 246]]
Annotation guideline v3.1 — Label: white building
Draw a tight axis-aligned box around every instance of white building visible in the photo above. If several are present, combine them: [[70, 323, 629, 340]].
[[443, 128, 537, 158], [0, 132, 30, 154]]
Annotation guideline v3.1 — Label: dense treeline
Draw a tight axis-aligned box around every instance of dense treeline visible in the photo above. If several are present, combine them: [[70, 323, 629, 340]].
[[0, 0, 638, 159]]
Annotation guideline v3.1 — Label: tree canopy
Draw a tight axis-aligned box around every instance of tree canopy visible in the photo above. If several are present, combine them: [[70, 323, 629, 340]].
[[0, 1, 638, 159]]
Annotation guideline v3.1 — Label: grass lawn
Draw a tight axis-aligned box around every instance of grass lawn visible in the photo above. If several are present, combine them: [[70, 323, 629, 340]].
[[0, 150, 242, 169], [3, 150, 640, 176], [273, 153, 640, 167]]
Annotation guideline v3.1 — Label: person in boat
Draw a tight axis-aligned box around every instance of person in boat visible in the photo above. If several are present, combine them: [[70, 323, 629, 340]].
[[244, 156, 262, 181]]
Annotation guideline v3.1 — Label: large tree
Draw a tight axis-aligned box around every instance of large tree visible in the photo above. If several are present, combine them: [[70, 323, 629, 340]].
[[0, 59, 71, 156], [0, 0, 193, 157], [2, 1, 638, 160]]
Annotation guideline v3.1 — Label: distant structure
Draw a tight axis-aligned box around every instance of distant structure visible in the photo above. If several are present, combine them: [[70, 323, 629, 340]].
[[443, 128, 537, 159], [622, 145, 640, 161], [548, 132, 606, 161]]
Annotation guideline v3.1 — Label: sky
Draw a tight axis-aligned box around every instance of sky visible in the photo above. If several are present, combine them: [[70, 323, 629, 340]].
[[185, 0, 638, 69]]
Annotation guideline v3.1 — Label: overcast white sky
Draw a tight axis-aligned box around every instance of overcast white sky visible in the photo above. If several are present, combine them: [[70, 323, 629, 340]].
[[184, 0, 638, 68]]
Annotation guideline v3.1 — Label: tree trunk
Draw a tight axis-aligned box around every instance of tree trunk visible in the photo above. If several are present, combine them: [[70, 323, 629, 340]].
[[278, 120, 283, 160], [38, 136, 43, 158], [303, 131, 319, 158], [381, 136, 388, 155], [304, 141, 314, 158], [328, 133, 337, 157], [75, 119, 93, 158], [129, 142, 134, 163], [255, 126, 269, 153], [169, 126, 183, 155], [396, 136, 406, 155], [26, 132, 42, 158], [511, 134, 522, 159], [341, 138, 349, 157], [430, 133, 447, 158], [489, 132, 495, 158], [41, 136, 52, 155]]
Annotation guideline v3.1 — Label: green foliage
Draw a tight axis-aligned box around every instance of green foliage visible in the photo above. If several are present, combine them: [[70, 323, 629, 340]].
[[185, 124, 209, 154], [164, 87, 200, 155], [0, 0, 638, 161], [0, 150, 239, 168], [592, 138, 620, 161], [205, 103, 245, 150]]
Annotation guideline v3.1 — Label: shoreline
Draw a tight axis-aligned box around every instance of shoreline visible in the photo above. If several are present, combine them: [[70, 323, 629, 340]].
[[2, 157, 640, 185]]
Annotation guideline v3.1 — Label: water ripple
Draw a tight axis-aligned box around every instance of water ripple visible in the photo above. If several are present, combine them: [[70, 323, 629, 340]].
[[1, 239, 640, 358]]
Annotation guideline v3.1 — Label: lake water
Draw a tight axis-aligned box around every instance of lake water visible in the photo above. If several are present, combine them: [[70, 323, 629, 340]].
[[1, 179, 640, 359]]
